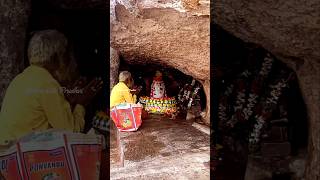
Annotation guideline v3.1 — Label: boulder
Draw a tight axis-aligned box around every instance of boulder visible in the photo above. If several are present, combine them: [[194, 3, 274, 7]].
[[110, 1, 210, 124]]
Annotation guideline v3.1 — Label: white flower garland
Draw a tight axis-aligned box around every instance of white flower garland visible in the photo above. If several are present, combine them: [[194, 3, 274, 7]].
[[227, 89, 246, 127], [242, 94, 259, 120], [266, 79, 287, 104], [178, 80, 202, 110], [227, 70, 252, 124], [234, 90, 246, 111], [178, 87, 184, 101], [248, 78, 288, 146], [216, 52, 293, 151], [225, 85, 234, 95], [259, 54, 274, 77], [249, 115, 265, 144], [241, 70, 251, 78], [218, 84, 234, 123], [240, 54, 274, 121], [178, 85, 189, 103], [187, 86, 200, 108], [218, 104, 228, 122]]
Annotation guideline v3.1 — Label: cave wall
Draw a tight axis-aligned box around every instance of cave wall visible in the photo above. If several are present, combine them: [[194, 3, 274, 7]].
[[110, 47, 120, 91], [213, 1, 320, 179], [0, 0, 31, 108], [111, 5, 209, 81]]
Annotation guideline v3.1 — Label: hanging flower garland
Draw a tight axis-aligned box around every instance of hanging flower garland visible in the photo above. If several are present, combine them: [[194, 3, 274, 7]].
[[242, 93, 259, 120], [240, 54, 274, 122], [248, 77, 289, 147], [218, 69, 251, 127], [217, 50, 295, 153], [187, 86, 201, 108], [225, 69, 253, 127], [227, 80, 246, 127], [187, 80, 198, 108], [177, 88, 184, 102], [177, 79, 201, 111], [234, 82, 246, 112], [249, 114, 265, 145], [218, 84, 234, 123], [259, 54, 274, 77], [178, 84, 189, 104]]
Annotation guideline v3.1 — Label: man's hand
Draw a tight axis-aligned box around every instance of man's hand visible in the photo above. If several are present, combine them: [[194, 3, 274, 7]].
[[75, 77, 103, 107], [65, 77, 88, 106], [131, 86, 142, 95]]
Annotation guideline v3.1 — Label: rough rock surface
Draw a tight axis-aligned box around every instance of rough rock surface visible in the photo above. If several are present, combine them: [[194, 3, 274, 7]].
[[111, 5, 209, 81], [202, 80, 210, 124], [213, 1, 320, 179], [110, 47, 120, 90], [110, 1, 210, 124], [111, 0, 209, 17], [0, 0, 31, 108]]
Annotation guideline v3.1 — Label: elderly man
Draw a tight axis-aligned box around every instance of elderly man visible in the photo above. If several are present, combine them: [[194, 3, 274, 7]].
[[0, 30, 102, 145], [110, 71, 141, 108]]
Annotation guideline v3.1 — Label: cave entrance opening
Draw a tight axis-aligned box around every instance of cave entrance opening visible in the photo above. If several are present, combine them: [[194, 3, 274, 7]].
[[109, 55, 210, 176], [119, 57, 207, 121], [213, 25, 308, 179]]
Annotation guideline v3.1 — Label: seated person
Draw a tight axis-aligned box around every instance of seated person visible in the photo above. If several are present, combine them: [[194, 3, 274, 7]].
[[110, 71, 141, 108], [0, 30, 102, 145], [150, 70, 167, 99]]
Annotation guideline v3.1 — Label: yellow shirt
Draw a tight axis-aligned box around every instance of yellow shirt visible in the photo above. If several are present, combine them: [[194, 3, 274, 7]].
[[110, 82, 137, 108], [0, 65, 85, 144]]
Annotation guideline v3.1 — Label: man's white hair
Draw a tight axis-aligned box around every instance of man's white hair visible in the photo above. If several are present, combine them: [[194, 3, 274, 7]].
[[28, 30, 68, 66], [119, 71, 132, 82]]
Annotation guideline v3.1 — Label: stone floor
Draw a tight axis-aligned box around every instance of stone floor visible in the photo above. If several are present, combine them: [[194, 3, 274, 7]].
[[110, 114, 210, 180]]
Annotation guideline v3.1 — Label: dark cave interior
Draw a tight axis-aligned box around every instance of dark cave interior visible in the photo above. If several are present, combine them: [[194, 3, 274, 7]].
[[27, 0, 107, 132], [212, 24, 308, 179], [118, 56, 208, 117]]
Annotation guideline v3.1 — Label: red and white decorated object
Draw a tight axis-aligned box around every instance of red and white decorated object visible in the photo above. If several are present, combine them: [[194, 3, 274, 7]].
[[110, 103, 143, 132], [150, 79, 166, 98], [150, 71, 167, 99]]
